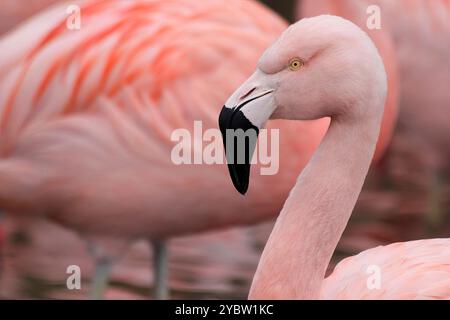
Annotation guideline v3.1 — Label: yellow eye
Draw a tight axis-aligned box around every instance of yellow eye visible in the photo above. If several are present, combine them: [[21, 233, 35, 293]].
[[288, 58, 304, 71]]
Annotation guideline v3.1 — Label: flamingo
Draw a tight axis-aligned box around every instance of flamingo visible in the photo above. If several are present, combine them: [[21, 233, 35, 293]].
[[297, 0, 450, 223], [0, 0, 396, 299], [219, 15, 450, 299], [0, 0, 289, 299]]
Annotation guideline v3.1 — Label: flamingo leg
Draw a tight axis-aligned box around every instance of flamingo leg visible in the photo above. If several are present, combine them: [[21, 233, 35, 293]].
[[89, 257, 112, 300], [151, 240, 169, 300]]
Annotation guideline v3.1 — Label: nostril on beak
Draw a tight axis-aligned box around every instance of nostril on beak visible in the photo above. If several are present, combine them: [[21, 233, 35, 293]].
[[240, 87, 256, 100]]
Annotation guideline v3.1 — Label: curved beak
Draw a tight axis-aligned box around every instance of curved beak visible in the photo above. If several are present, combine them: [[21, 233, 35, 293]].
[[218, 74, 277, 195]]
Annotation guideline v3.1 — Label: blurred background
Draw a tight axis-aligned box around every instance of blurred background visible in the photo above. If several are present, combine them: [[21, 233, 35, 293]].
[[0, 0, 449, 299]]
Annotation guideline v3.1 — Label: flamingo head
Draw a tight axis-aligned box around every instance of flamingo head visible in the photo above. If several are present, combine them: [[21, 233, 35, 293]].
[[219, 15, 387, 194]]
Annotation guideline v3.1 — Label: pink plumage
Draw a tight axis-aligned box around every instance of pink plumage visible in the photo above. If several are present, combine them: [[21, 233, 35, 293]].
[[0, 0, 292, 238], [322, 239, 450, 299]]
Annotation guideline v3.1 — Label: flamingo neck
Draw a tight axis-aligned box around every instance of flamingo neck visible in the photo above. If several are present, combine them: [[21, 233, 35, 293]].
[[248, 104, 382, 299]]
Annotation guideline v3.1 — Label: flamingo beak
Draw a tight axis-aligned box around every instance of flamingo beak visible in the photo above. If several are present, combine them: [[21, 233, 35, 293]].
[[219, 84, 276, 195]]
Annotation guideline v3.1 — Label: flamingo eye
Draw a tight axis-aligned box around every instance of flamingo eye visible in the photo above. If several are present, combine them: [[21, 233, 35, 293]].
[[288, 58, 304, 71]]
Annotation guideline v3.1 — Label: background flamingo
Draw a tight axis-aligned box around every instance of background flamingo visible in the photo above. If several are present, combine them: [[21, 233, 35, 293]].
[[0, 0, 290, 298], [219, 15, 450, 300], [297, 0, 450, 229], [297, 0, 450, 162]]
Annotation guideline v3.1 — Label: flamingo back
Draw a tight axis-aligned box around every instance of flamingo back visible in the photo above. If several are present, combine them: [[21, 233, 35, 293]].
[[321, 238, 450, 299]]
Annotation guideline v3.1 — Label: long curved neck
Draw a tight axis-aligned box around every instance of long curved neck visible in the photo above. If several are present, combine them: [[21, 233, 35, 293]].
[[248, 107, 382, 299]]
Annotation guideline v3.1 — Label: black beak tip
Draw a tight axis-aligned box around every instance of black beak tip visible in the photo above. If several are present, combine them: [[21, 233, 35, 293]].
[[219, 104, 258, 196], [227, 162, 251, 195], [231, 176, 248, 195], [237, 187, 248, 196]]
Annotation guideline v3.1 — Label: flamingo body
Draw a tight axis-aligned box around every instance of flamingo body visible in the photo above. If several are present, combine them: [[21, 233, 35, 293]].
[[375, 0, 450, 169], [321, 239, 450, 299], [0, 0, 295, 240], [0, 0, 295, 297]]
